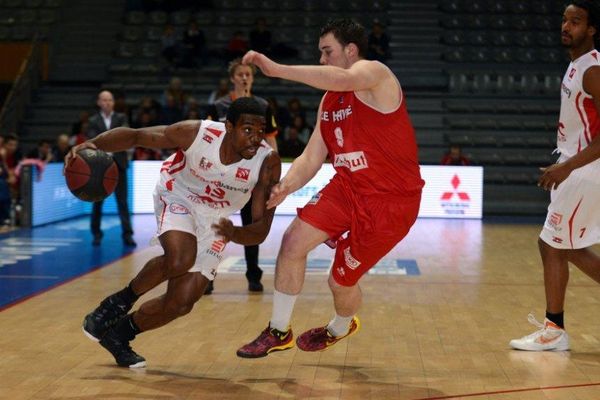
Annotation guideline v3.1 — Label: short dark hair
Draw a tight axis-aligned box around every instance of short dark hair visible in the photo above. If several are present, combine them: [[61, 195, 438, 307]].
[[570, 0, 600, 46], [228, 58, 256, 78], [320, 18, 368, 58], [226, 97, 265, 124]]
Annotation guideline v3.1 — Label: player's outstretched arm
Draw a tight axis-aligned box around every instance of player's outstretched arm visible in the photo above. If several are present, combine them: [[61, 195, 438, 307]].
[[243, 50, 386, 92], [211, 152, 282, 245], [65, 120, 201, 165]]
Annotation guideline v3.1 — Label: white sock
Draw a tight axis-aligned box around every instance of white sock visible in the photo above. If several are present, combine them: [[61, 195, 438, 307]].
[[327, 314, 354, 337], [270, 289, 297, 332]]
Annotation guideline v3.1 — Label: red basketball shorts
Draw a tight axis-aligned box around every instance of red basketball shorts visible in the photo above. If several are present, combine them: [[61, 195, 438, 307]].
[[298, 175, 421, 286]]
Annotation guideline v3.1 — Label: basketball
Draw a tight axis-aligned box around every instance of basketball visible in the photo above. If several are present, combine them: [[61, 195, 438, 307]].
[[64, 148, 119, 202]]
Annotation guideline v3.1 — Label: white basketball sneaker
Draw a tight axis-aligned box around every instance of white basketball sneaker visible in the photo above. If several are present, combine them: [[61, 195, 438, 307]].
[[509, 313, 570, 351]]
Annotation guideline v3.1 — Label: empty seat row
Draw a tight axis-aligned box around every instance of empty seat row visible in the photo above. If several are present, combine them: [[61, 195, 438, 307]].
[[214, 0, 388, 12], [444, 99, 559, 115], [447, 133, 555, 148], [448, 72, 562, 95], [440, 0, 563, 15], [463, 150, 557, 166], [445, 115, 556, 131], [444, 47, 565, 64], [0, 8, 58, 25], [442, 30, 560, 47], [0, 0, 60, 7], [441, 15, 558, 31], [0, 25, 50, 40]]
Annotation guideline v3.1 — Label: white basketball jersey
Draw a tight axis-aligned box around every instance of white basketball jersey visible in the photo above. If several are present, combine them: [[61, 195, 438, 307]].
[[157, 119, 272, 218], [558, 49, 600, 160]]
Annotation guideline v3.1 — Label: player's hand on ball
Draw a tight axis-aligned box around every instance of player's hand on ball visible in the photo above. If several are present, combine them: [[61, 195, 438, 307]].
[[64, 141, 97, 174], [211, 218, 235, 243]]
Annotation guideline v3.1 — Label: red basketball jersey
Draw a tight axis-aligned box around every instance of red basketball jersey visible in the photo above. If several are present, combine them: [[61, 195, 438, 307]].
[[319, 90, 424, 197]]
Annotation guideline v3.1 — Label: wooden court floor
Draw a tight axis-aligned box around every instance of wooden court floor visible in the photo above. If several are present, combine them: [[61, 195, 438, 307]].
[[2, 218, 600, 400]]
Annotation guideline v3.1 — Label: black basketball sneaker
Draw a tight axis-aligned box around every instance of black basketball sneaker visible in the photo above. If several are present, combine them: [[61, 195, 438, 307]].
[[82, 293, 132, 342], [99, 329, 146, 368]]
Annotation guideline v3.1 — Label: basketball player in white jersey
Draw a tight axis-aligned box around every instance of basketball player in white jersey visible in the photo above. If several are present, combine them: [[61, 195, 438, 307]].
[[65, 97, 281, 367], [511, 0, 600, 351]]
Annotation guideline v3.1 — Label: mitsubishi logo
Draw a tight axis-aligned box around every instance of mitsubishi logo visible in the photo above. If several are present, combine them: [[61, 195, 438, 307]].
[[441, 175, 470, 201]]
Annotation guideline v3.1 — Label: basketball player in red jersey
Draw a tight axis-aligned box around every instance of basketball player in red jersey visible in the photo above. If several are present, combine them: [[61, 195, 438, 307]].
[[237, 18, 424, 357]]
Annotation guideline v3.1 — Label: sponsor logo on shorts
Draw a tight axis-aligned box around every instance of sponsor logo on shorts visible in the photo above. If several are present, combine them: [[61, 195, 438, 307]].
[[235, 167, 250, 181], [343, 247, 361, 270], [211, 239, 226, 253], [169, 203, 190, 214], [548, 212, 563, 230], [336, 267, 346, 277], [202, 134, 213, 144], [333, 151, 368, 172], [307, 192, 321, 205], [552, 236, 563, 244]]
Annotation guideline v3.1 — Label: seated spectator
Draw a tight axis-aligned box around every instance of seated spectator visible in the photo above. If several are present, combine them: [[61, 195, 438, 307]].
[[441, 144, 470, 166], [226, 31, 248, 62], [27, 139, 54, 163], [279, 125, 305, 158], [0, 141, 9, 226], [161, 25, 180, 66], [161, 76, 188, 109], [287, 97, 306, 121], [208, 78, 230, 105], [160, 94, 183, 125], [285, 115, 312, 144], [2, 134, 22, 199], [250, 17, 272, 55], [181, 21, 207, 67], [367, 21, 391, 64], [132, 96, 161, 128], [52, 134, 71, 162]]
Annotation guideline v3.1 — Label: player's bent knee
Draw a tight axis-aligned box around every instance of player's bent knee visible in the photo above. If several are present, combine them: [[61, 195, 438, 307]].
[[164, 255, 195, 277], [164, 301, 194, 317]]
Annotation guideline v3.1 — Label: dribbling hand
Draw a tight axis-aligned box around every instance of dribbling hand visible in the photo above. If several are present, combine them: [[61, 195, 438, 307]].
[[211, 217, 235, 243], [63, 141, 97, 174]]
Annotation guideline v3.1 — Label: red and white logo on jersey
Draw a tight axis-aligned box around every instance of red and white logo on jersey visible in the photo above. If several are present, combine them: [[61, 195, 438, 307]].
[[206, 127, 223, 137], [549, 212, 563, 229], [235, 167, 250, 181], [333, 151, 368, 172], [440, 175, 470, 201], [198, 157, 213, 170], [569, 68, 576, 79], [169, 203, 190, 214], [211, 239, 226, 253]]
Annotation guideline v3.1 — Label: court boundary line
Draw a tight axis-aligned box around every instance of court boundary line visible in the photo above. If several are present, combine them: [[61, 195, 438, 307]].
[[415, 381, 600, 400]]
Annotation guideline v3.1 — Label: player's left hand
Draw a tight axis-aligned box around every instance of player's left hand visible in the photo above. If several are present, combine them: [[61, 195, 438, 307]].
[[211, 217, 235, 243], [538, 162, 572, 191]]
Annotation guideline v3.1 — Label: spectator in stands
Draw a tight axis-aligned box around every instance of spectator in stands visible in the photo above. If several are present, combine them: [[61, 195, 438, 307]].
[[250, 17, 272, 55], [267, 96, 291, 130], [1, 134, 22, 199], [160, 25, 179, 67], [71, 111, 90, 136], [279, 125, 305, 159], [287, 97, 306, 122], [26, 139, 53, 163], [160, 94, 183, 125], [367, 21, 391, 64], [226, 31, 249, 62], [52, 134, 71, 162], [114, 92, 131, 122], [161, 76, 188, 109], [181, 21, 207, 68], [285, 115, 312, 145], [87, 90, 136, 247], [208, 78, 230, 105], [132, 97, 160, 128], [441, 144, 470, 166], [71, 121, 89, 145], [0, 137, 10, 226]]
